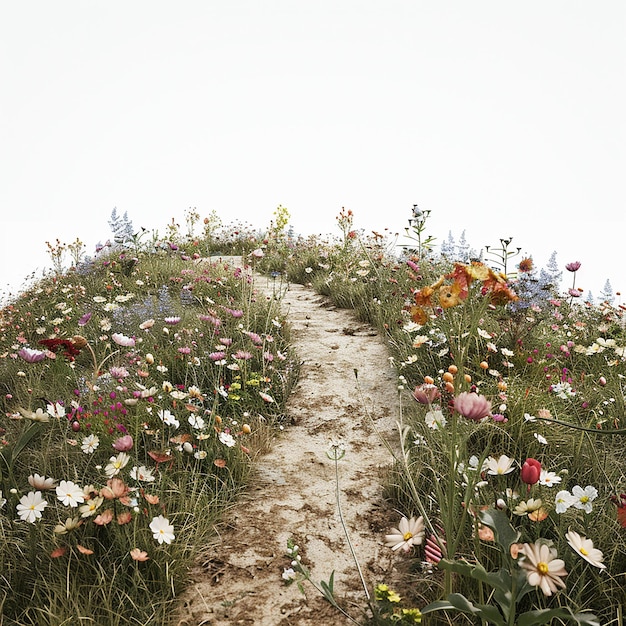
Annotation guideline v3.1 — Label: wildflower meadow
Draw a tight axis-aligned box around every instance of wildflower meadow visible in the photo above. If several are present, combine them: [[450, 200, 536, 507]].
[[1, 205, 624, 625]]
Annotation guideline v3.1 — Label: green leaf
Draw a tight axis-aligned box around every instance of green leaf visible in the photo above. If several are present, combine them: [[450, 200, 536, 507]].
[[518, 608, 600, 626], [479, 508, 520, 551], [467, 561, 512, 595]]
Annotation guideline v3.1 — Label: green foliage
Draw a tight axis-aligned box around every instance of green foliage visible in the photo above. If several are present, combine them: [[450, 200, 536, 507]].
[[0, 219, 297, 624]]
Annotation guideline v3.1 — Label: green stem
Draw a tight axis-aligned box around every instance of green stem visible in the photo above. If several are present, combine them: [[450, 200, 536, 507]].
[[332, 449, 370, 601]]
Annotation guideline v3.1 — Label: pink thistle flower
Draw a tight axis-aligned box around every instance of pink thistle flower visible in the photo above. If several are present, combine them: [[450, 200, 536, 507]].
[[208, 351, 227, 361]]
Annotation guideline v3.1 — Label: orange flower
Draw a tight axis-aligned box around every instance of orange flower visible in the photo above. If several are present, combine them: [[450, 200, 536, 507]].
[[477, 524, 495, 541], [518, 257, 534, 273], [410, 306, 428, 325], [438, 281, 463, 308], [117, 510, 132, 525], [50, 546, 67, 558], [76, 544, 94, 555], [214, 458, 227, 468], [143, 492, 160, 505], [528, 507, 549, 522]]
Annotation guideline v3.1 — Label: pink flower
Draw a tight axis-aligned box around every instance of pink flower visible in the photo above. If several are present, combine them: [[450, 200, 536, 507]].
[[111, 333, 136, 347], [412, 383, 441, 405], [18, 347, 47, 363], [565, 261, 581, 272], [112, 435, 134, 452], [164, 316, 181, 325], [453, 392, 492, 421]]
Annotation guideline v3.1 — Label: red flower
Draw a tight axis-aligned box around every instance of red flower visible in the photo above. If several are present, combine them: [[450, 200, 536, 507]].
[[38, 338, 82, 361], [521, 458, 542, 485]]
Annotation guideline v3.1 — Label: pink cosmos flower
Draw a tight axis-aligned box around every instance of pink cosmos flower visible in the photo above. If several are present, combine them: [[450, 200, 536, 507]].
[[112, 435, 134, 452], [412, 383, 441, 405], [111, 333, 135, 347], [453, 392, 492, 421], [18, 347, 47, 363]]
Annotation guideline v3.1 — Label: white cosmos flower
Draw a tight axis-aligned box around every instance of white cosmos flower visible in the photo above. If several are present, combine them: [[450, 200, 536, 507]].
[[485, 455, 516, 475], [28, 473, 57, 490], [149, 515, 175, 544], [218, 432, 236, 447], [105, 452, 131, 477], [539, 470, 561, 487], [16, 491, 48, 523], [565, 530, 606, 569], [571, 485, 598, 513], [555, 490, 577, 513], [56, 480, 85, 507]]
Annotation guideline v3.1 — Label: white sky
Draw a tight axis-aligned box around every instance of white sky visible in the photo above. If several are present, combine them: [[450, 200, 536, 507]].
[[1, 1, 624, 301]]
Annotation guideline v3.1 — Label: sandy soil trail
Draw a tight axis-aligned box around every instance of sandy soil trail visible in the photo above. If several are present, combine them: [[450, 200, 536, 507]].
[[176, 269, 401, 626]]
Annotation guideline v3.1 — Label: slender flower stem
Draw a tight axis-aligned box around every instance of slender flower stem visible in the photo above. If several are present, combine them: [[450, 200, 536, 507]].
[[330, 447, 370, 601]]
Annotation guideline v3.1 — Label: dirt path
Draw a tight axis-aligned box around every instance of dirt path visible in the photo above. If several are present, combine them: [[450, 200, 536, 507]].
[[176, 266, 401, 626]]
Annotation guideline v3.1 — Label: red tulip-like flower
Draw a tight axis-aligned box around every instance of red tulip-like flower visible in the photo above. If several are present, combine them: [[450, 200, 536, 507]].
[[412, 383, 441, 405], [453, 392, 492, 421], [521, 458, 542, 485]]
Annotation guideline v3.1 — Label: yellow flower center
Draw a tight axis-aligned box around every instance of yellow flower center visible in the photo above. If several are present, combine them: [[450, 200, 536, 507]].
[[580, 547, 588, 556], [403, 532, 414, 541], [537, 561, 549, 575], [580, 496, 589, 503]]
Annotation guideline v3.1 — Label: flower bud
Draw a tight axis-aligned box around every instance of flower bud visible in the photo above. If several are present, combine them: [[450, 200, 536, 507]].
[[520, 458, 541, 485]]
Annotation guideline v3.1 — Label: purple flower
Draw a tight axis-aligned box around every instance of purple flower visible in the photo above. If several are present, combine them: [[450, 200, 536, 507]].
[[565, 261, 581, 272], [78, 312, 92, 326]]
